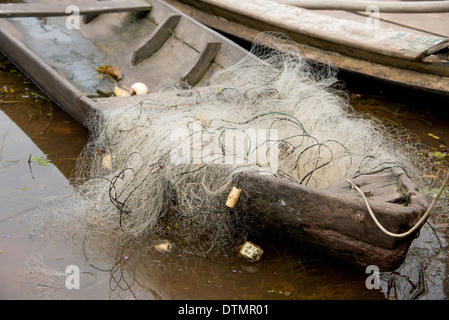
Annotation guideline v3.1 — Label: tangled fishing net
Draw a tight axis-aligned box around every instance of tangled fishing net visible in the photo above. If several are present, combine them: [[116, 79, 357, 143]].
[[19, 255, 68, 299], [45, 33, 443, 259]]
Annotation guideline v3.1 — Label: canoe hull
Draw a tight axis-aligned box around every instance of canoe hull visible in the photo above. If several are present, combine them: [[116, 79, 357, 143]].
[[241, 168, 428, 270]]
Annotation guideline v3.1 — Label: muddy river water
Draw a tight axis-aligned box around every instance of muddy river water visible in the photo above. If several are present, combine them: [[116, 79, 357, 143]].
[[0, 52, 448, 300]]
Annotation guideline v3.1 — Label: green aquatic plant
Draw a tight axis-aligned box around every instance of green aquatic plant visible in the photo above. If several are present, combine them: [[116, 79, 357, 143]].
[[421, 186, 449, 200], [30, 155, 51, 166], [427, 151, 447, 166]]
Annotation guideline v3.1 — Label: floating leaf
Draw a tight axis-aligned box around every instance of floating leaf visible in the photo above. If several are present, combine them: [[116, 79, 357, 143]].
[[429, 151, 446, 159], [30, 91, 47, 100], [30, 156, 51, 166], [428, 133, 440, 140], [97, 65, 122, 81]]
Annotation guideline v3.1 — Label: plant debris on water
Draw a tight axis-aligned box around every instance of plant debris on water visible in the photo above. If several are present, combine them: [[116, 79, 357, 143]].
[[29, 155, 51, 166]]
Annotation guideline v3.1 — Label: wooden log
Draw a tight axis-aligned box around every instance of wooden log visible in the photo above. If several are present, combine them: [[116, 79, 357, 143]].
[[83, 0, 108, 24], [131, 15, 182, 66], [0, 0, 152, 18], [181, 42, 221, 86], [275, 0, 449, 13]]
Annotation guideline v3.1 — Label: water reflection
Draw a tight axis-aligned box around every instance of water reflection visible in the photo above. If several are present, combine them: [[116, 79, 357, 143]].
[[1, 53, 448, 300], [349, 87, 449, 300], [381, 224, 447, 300], [0, 95, 382, 299], [0, 55, 89, 299]]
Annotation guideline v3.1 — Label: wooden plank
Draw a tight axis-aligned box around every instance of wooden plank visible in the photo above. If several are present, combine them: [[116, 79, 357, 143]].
[[83, 0, 108, 24], [0, 0, 152, 18], [422, 39, 449, 57], [0, 20, 90, 123], [131, 15, 182, 66], [315, 9, 449, 38], [181, 42, 221, 86]]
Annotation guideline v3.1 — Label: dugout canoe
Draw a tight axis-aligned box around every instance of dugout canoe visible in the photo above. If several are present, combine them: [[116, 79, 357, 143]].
[[165, 0, 449, 97], [0, 0, 431, 271]]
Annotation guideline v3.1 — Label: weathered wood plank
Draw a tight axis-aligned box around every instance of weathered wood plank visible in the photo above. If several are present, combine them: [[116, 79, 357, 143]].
[[422, 39, 449, 57], [83, 0, 108, 24], [131, 15, 182, 66], [181, 42, 221, 86], [312, 8, 449, 38], [0, 0, 152, 18], [348, 7, 449, 38], [323, 169, 407, 203], [275, 0, 449, 13]]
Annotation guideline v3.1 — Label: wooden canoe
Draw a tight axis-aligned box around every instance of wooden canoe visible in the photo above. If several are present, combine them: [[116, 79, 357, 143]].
[[165, 0, 449, 97], [0, 0, 430, 270]]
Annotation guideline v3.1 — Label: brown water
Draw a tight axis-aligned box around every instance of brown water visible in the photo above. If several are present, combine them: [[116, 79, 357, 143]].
[[0, 53, 448, 300]]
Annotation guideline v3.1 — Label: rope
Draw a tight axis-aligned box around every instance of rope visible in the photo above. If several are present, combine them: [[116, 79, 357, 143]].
[[345, 169, 449, 238]]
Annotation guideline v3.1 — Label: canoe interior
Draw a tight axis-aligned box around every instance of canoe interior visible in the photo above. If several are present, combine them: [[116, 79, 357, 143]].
[[0, 0, 249, 122]]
